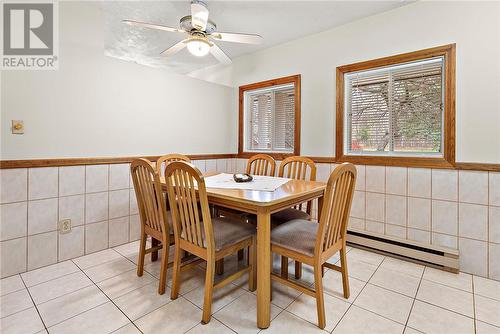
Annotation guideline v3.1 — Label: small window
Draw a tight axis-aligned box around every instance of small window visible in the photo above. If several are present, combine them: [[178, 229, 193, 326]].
[[336, 45, 455, 167], [239, 75, 300, 157]]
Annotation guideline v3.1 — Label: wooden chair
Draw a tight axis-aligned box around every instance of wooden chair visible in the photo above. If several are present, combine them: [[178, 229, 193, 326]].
[[130, 159, 174, 295], [270, 163, 356, 329], [274, 156, 316, 279], [246, 153, 276, 176], [156, 153, 191, 176], [165, 161, 256, 324]]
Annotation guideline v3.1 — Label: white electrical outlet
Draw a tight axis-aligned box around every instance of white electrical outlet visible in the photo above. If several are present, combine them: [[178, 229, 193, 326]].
[[59, 219, 72, 234]]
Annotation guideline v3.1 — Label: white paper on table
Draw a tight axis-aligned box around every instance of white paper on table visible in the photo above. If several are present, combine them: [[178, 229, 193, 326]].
[[204, 173, 289, 192]]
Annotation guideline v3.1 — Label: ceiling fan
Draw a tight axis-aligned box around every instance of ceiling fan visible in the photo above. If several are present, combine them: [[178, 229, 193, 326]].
[[123, 0, 263, 65]]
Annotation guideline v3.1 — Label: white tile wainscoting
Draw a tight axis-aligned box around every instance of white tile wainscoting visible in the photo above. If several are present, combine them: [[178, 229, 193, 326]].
[[1, 158, 499, 282]]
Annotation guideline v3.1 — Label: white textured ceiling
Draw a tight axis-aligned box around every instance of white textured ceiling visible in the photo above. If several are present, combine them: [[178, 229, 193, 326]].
[[103, 1, 411, 73]]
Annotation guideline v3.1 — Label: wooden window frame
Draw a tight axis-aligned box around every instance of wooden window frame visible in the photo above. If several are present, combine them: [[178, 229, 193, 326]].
[[336, 44, 456, 168], [238, 74, 301, 160]]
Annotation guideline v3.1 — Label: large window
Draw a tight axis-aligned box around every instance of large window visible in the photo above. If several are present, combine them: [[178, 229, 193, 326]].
[[239, 75, 301, 157], [336, 44, 455, 167]]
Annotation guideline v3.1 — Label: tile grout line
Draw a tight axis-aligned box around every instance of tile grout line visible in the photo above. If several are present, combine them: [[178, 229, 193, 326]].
[[403, 262, 426, 329], [472, 275, 477, 334], [19, 272, 49, 332]]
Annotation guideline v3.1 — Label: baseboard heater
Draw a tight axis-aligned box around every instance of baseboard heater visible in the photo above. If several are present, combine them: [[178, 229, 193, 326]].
[[346, 229, 459, 273]]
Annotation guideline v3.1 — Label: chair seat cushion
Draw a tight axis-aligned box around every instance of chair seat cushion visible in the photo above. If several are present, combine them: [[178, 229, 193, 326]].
[[271, 219, 318, 257], [271, 208, 310, 225], [212, 217, 256, 251]]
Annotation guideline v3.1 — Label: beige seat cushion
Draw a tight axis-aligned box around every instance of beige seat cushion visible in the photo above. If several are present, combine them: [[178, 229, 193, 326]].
[[271, 208, 310, 225], [211, 217, 256, 251], [271, 219, 318, 257]]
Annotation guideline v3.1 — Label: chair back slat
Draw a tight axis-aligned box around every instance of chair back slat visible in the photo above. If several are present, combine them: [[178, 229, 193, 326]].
[[131, 159, 169, 237], [315, 163, 356, 256], [246, 154, 276, 176], [278, 156, 317, 211], [156, 154, 191, 177], [165, 161, 214, 252]]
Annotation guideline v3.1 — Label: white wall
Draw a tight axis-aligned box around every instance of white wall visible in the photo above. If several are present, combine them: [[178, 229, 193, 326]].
[[190, 1, 500, 163], [1, 2, 234, 160]]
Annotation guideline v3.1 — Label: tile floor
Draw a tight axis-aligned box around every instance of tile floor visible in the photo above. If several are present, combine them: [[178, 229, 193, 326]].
[[1, 241, 500, 334]]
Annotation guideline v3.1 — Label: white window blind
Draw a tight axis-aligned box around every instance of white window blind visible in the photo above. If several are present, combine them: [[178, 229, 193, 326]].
[[244, 83, 295, 153], [344, 57, 444, 156]]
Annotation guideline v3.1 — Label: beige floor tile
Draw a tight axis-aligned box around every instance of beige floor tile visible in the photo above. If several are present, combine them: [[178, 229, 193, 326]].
[[112, 323, 142, 334], [0, 307, 44, 334], [417, 279, 474, 317], [261, 311, 327, 334], [214, 292, 281, 334], [48, 302, 129, 334], [475, 295, 500, 327], [0, 289, 33, 318], [270, 282, 302, 309], [166, 266, 207, 295], [84, 257, 136, 283], [332, 305, 404, 334], [21, 261, 79, 287], [369, 267, 421, 297], [37, 285, 108, 327], [347, 248, 385, 266], [185, 318, 235, 334], [476, 321, 500, 334], [183, 282, 245, 314], [379, 257, 424, 278], [73, 249, 122, 270], [404, 327, 424, 334], [354, 284, 413, 324], [135, 298, 202, 334], [113, 282, 172, 321], [474, 276, 500, 301], [29, 271, 92, 304], [407, 300, 474, 334], [0, 275, 25, 296], [422, 267, 472, 292], [97, 269, 156, 299], [342, 258, 378, 282], [322, 269, 365, 303], [113, 241, 141, 258], [286, 290, 349, 331]]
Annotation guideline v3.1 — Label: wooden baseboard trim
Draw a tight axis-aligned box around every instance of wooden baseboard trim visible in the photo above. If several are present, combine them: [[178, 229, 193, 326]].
[[0, 153, 237, 169]]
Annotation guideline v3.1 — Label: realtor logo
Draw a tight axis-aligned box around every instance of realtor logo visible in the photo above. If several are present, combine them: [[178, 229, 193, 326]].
[[1, 2, 58, 69]]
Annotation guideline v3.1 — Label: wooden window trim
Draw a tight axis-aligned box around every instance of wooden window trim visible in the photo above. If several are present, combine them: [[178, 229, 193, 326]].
[[238, 74, 301, 160], [336, 44, 456, 169]]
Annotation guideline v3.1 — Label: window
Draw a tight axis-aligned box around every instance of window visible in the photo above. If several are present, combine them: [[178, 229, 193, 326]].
[[336, 44, 455, 167], [239, 75, 301, 157]]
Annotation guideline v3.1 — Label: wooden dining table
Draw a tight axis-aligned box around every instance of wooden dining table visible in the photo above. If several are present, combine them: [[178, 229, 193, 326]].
[[160, 173, 326, 329]]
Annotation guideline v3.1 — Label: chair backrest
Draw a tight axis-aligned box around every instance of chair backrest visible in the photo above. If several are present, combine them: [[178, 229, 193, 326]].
[[130, 158, 170, 239], [246, 154, 276, 176], [278, 156, 317, 212], [156, 154, 191, 176], [164, 161, 214, 253], [315, 163, 356, 258]]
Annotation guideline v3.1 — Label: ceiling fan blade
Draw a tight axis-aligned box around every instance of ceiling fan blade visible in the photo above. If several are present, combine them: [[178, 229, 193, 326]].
[[210, 43, 232, 65], [161, 40, 188, 57], [123, 20, 186, 34], [210, 32, 263, 44], [191, 0, 209, 31]]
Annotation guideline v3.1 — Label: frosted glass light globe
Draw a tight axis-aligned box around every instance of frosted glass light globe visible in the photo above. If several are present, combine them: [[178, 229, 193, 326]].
[[187, 39, 210, 57]]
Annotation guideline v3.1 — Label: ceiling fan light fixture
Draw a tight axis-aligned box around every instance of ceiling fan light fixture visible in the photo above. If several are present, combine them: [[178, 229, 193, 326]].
[[187, 38, 210, 57]]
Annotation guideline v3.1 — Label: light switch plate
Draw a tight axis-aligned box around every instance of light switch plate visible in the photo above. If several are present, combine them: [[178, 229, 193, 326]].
[[11, 120, 24, 134]]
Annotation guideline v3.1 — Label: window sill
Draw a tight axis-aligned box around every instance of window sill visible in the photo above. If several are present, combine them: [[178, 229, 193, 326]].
[[336, 154, 455, 169], [238, 151, 297, 160]]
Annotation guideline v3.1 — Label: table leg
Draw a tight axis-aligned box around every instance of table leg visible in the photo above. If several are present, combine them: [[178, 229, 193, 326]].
[[317, 195, 324, 221], [256, 208, 271, 329]]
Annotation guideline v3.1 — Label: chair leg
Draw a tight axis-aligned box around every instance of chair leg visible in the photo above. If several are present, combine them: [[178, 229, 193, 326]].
[[170, 245, 182, 300], [281, 256, 288, 279], [151, 238, 159, 262], [158, 239, 169, 295], [248, 237, 256, 291], [340, 246, 350, 299], [202, 258, 215, 324], [215, 259, 224, 275], [137, 233, 147, 277], [294, 261, 302, 279], [314, 265, 326, 329], [237, 249, 244, 261]]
